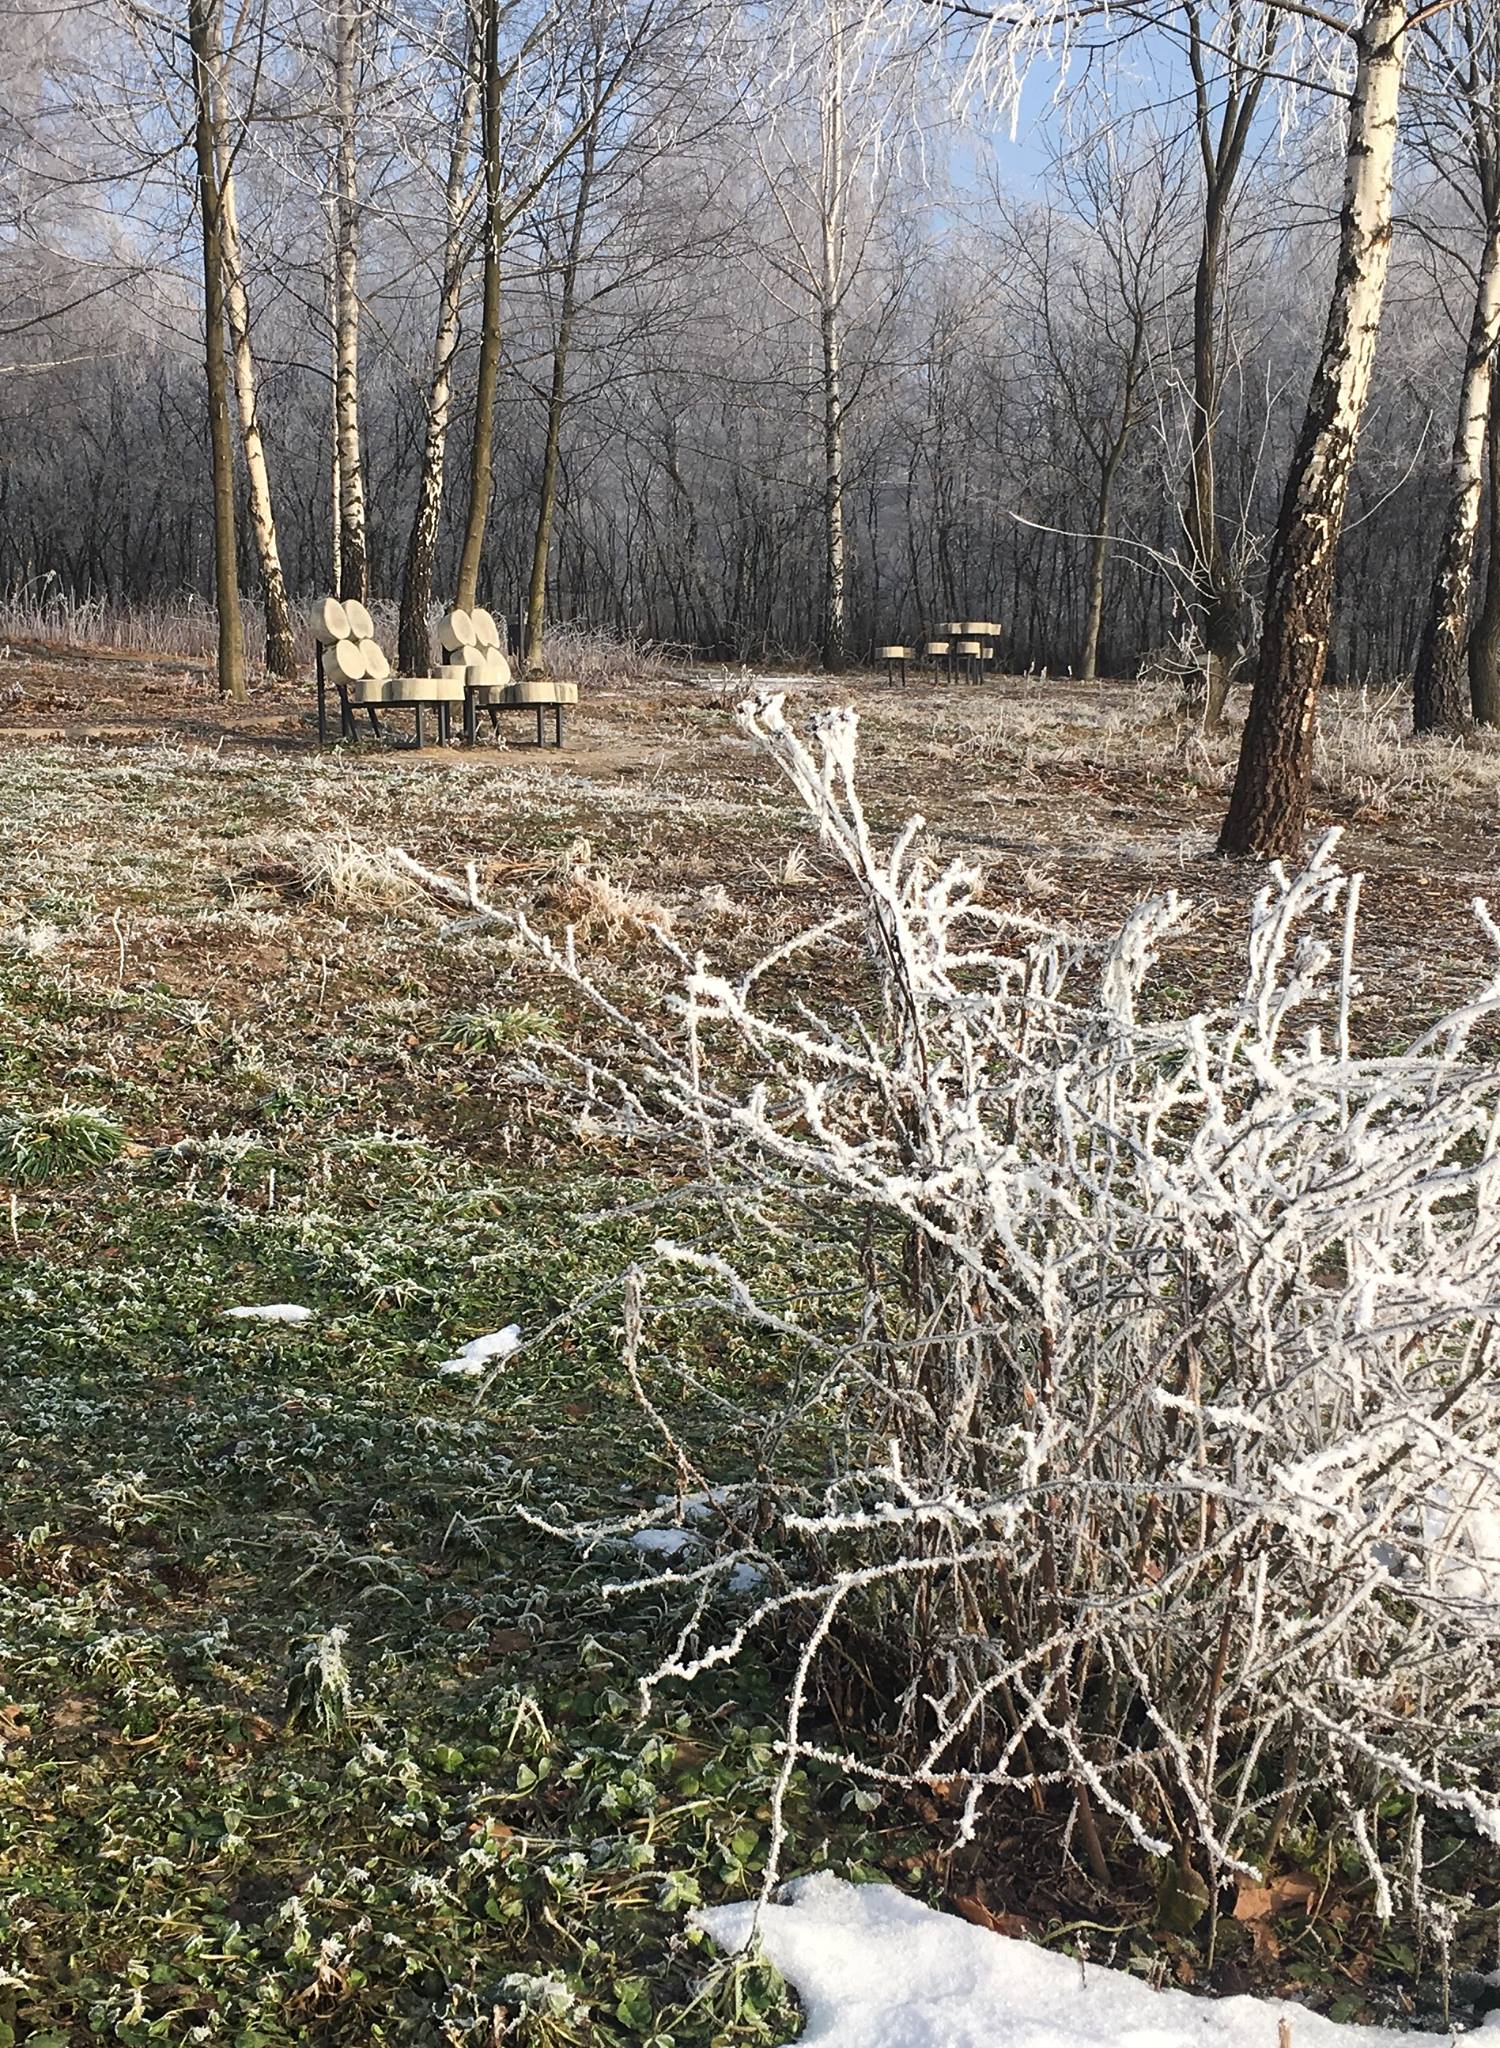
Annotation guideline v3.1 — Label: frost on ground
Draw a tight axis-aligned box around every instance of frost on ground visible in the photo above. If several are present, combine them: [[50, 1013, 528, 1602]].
[[698, 1877, 1500, 2048]]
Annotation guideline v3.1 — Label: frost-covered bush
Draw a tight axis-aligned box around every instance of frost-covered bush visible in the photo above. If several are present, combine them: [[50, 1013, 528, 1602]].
[[406, 695, 1500, 1911]]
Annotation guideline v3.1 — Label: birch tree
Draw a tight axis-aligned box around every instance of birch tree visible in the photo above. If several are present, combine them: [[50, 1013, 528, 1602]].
[[748, 0, 917, 672], [1219, 0, 1423, 860], [1473, 371, 1500, 722], [1410, 5, 1500, 733], [331, 0, 367, 604], [209, 9, 297, 680], [398, 12, 481, 675]]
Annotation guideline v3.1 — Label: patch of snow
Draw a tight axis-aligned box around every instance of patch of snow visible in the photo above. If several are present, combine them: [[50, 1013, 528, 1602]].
[[630, 1526, 703, 1559], [725, 1560, 766, 1595], [223, 1304, 314, 1324], [695, 1874, 1497, 2048], [655, 1485, 737, 1525], [437, 1324, 522, 1377]]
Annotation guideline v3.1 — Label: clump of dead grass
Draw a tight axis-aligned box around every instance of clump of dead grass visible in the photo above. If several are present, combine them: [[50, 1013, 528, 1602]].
[[269, 830, 426, 909], [537, 867, 675, 946]]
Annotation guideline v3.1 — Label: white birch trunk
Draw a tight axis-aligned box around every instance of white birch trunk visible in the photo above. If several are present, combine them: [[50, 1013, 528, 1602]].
[[210, 60, 296, 679], [332, 0, 367, 604], [399, 63, 480, 675], [818, 11, 848, 671]]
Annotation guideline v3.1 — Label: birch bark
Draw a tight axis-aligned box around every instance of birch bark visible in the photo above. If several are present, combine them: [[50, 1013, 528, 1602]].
[[1218, 0, 1408, 858], [332, 0, 367, 605], [210, 46, 297, 679], [398, 50, 481, 675]]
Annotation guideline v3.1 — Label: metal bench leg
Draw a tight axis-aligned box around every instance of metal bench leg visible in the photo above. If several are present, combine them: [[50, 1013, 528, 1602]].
[[365, 705, 380, 735], [415, 704, 425, 749], [464, 690, 476, 746], [553, 704, 563, 747], [338, 685, 356, 739], [535, 705, 544, 746], [438, 702, 451, 745], [316, 649, 328, 746], [488, 706, 500, 733]]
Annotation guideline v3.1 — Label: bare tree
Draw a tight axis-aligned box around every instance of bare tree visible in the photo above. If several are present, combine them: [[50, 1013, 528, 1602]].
[[332, 0, 367, 603], [210, 9, 297, 679], [188, 0, 246, 701], [1473, 369, 1500, 720], [1179, 0, 1278, 725], [398, 13, 481, 675], [1410, 4, 1500, 733], [1219, 0, 1415, 860]]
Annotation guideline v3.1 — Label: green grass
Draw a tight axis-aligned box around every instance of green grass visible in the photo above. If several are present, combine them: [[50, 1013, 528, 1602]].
[[0, 1133, 899, 2045], [0, 746, 895, 2045]]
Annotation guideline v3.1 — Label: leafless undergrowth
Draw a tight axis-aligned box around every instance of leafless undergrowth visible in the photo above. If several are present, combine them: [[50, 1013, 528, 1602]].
[[403, 695, 1500, 1916]]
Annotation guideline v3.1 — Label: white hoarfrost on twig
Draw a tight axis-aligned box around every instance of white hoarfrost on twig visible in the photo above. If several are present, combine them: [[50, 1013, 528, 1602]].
[[398, 692, 1500, 1913]]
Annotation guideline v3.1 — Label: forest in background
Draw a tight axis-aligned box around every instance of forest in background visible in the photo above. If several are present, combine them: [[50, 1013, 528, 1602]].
[[0, 0, 1496, 692]]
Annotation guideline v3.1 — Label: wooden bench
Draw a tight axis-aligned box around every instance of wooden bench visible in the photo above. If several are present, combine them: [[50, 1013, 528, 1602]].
[[876, 644, 916, 686], [312, 597, 464, 747], [312, 597, 580, 750]]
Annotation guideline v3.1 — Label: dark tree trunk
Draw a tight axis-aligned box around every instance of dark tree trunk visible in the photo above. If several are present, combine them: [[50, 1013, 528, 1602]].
[[189, 0, 245, 703], [1219, 0, 1406, 860], [1413, 213, 1500, 733]]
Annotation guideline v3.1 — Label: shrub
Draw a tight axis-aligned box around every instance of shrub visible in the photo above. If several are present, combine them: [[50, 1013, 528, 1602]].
[[411, 695, 1500, 1917]]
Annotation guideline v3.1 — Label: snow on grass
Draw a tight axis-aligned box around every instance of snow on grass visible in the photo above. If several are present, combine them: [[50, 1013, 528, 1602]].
[[436, 1323, 522, 1377], [696, 1875, 1498, 2048], [222, 1303, 315, 1324], [630, 1526, 703, 1558]]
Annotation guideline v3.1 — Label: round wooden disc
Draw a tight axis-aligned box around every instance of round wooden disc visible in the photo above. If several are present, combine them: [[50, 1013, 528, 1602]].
[[312, 595, 350, 644], [343, 598, 374, 640], [484, 648, 511, 688], [438, 608, 473, 653], [360, 637, 390, 682], [470, 607, 500, 650], [329, 637, 367, 682]]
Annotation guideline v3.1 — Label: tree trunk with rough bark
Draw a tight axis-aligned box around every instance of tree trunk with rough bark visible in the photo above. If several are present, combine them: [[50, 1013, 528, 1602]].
[[1473, 371, 1500, 724], [1218, 0, 1406, 859], [1413, 212, 1500, 732], [189, 0, 246, 703], [524, 112, 599, 673], [456, 0, 501, 614], [1178, 4, 1272, 728], [332, 0, 367, 605], [210, 45, 296, 679], [399, 55, 480, 677]]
